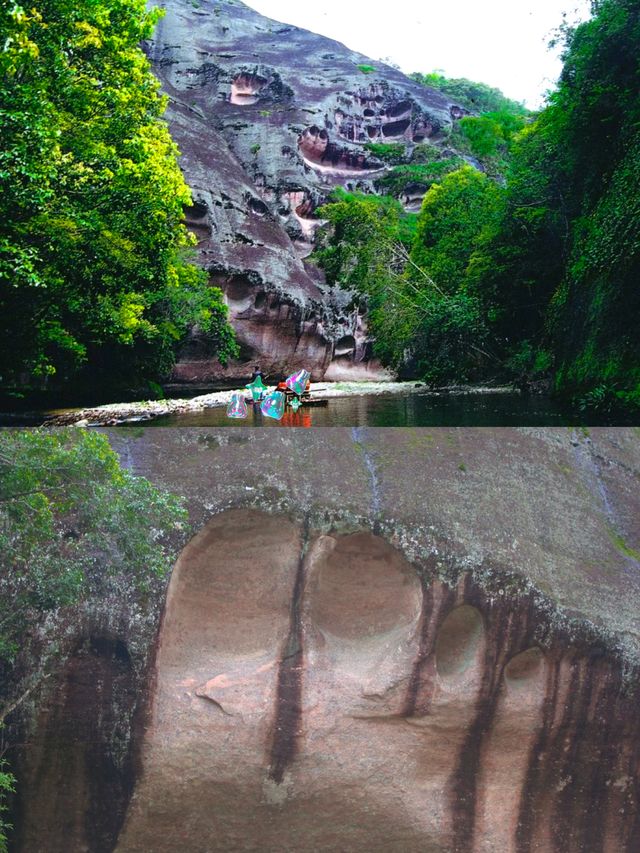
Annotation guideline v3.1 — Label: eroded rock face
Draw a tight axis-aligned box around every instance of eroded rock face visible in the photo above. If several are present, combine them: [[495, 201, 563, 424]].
[[115, 510, 640, 852], [147, 0, 466, 383], [11, 428, 640, 852]]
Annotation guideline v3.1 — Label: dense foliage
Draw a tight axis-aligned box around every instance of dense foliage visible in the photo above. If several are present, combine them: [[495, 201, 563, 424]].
[[363, 142, 406, 164], [411, 71, 530, 174], [0, 758, 12, 853], [375, 154, 464, 198], [0, 429, 187, 665], [411, 71, 528, 116], [0, 0, 237, 400], [314, 175, 504, 384], [318, 0, 640, 409], [469, 0, 640, 407]]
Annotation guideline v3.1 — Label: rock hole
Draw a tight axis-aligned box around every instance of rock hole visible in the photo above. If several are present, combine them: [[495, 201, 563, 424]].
[[185, 200, 208, 220], [504, 647, 544, 688], [249, 197, 270, 217], [162, 509, 301, 658], [307, 532, 422, 641], [334, 334, 356, 357], [382, 118, 411, 138], [435, 605, 484, 678], [225, 277, 252, 302], [88, 636, 131, 663], [230, 72, 267, 105], [387, 100, 412, 118], [299, 127, 381, 172]]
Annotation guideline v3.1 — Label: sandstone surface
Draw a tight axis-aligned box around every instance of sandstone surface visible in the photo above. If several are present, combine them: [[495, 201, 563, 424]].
[[147, 0, 469, 383], [9, 428, 640, 851]]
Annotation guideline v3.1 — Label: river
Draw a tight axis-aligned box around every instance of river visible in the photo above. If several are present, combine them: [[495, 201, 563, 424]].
[[141, 391, 637, 427]]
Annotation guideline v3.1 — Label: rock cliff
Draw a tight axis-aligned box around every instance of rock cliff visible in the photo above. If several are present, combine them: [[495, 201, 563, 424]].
[[8, 428, 640, 852], [147, 0, 469, 384]]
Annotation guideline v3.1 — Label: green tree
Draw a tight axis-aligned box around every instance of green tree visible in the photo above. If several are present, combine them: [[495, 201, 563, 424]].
[[370, 167, 505, 383], [468, 0, 640, 406], [412, 71, 529, 175], [0, 754, 13, 853], [0, 429, 187, 666], [313, 190, 421, 371], [374, 157, 464, 199], [0, 0, 237, 398], [411, 166, 505, 292], [411, 71, 528, 116], [314, 189, 403, 295], [464, 116, 570, 373], [314, 179, 502, 384], [544, 0, 640, 407]]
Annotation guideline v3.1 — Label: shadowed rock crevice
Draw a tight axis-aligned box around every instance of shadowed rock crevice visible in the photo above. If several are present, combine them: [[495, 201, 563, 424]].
[[449, 587, 540, 852], [516, 651, 640, 853], [268, 517, 310, 784], [12, 636, 139, 853], [402, 580, 458, 718]]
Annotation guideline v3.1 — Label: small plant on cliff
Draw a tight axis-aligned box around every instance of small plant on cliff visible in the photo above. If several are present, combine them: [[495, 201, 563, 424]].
[[357, 64, 376, 75], [0, 751, 13, 853], [363, 142, 406, 164], [411, 71, 528, 116], [251, 143, 261, 155], [375, 158, 463, 198]]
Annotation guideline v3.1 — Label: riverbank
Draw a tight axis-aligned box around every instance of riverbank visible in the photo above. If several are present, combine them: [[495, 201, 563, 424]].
[[44, 382, 515, 426]]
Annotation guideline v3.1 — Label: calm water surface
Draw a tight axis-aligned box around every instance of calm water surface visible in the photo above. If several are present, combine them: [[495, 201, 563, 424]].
[[144, 392, 638, 427]]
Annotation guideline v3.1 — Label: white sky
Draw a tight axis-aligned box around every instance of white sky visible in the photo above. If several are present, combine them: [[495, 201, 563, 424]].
[[244, 0, 592, 108]]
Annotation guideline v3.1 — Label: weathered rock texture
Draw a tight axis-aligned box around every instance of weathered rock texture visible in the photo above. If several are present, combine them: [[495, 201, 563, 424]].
[[148, 0, 468, 384], [9, 428, 640, 852]]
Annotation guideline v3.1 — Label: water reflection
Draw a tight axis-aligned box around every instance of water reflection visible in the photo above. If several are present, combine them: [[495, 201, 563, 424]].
[[144, 392, 639, 428]]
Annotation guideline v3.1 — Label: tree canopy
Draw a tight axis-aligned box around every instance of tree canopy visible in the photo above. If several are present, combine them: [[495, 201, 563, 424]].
[[411, 71, 529, 116], [317, 0, 640, 411], [0, 0, 237, 400], [0, 429, 187, 665]]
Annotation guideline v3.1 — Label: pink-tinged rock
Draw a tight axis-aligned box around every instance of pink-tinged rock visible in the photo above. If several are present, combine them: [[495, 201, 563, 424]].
[[146, 0, 466, 383], [115, 510, 640, 852]]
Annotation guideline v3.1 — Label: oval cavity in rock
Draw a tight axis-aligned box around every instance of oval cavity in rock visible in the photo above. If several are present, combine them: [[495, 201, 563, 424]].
[[308, 532, 422, 640], [435, 605, 484, 678], [504, 647, 544, 688]]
